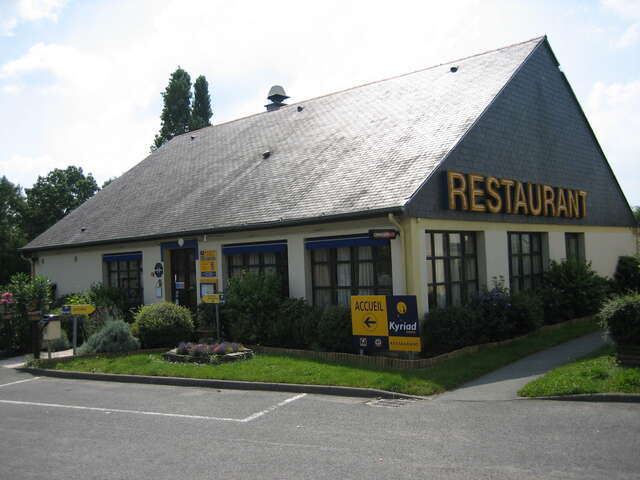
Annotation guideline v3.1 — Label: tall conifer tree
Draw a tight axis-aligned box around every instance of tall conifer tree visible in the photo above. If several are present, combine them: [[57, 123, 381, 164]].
[[152, 67, 192, 150], [190, 75, 212, 131]]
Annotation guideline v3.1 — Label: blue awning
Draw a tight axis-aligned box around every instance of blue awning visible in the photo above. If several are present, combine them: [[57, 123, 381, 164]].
[[305, 236, 389, 250], [103, 252, 142, 263], [222, 242, 287, 255]]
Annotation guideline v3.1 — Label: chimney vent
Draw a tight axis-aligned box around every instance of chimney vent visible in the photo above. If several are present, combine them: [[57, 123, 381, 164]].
[[265, 85, 289, 111]]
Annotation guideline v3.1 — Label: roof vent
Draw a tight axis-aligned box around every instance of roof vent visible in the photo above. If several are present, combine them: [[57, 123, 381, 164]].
[[265, 85, 289, 112], [297, 105, 304, 112], [450, 66, 458, 73], [262, 150, 271, 159]]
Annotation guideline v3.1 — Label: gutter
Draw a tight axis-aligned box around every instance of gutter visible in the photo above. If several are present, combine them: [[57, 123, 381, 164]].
[[21, 206, 404, 254], [387, 212, 410, 294]]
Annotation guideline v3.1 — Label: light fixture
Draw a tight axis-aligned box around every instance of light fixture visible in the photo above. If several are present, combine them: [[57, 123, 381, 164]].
[[177, 238, 184, 247]]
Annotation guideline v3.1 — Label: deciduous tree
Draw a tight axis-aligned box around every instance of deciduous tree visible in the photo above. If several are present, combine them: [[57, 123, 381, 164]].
[[152, 67, 192, 150], [24, 166, 99, 240]]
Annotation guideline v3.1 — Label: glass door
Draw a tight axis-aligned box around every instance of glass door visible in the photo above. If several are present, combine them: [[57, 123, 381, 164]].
[[170, 248, 197, 312]]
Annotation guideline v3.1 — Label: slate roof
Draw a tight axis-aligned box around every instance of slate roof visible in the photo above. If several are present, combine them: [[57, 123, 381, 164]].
[[24, 36, 546, 252]]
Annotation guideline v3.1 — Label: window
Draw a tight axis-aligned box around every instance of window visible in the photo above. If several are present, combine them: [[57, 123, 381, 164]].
[[310, 244, 392, 308], [103, 252, 143, 307], [426, 231, 478, 308], [224, 242, 289, 296], [508, 232, 544, 292], [565, 233, 585, 262]]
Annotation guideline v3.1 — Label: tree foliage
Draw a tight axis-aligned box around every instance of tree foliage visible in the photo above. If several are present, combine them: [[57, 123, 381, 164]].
[[153, 67, 192, 150], [23, 166, 99, 240], [190, 75, 212, 131], [0, 176, 29, 284]]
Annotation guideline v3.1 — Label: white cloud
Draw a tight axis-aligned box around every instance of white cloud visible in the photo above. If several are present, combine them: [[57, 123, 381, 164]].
[[587, 80, 640, 206], [614, 22, 640, 47], [0, 0, 67, 36], [17, 0, 67, 21], [602, 0, 640, 19]]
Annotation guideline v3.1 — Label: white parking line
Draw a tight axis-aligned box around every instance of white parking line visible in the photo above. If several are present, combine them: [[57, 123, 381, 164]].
[[0, 392, 307, 423], [0, 377, 40, 388]]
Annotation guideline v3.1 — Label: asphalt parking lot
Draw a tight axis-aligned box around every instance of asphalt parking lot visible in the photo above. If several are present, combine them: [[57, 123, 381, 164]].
[[1, 367, 639, 480]]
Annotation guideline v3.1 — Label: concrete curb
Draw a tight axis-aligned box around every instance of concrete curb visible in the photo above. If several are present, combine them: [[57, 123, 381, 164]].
[[527, 393, 640, 403], [17, 367, 425, 400]]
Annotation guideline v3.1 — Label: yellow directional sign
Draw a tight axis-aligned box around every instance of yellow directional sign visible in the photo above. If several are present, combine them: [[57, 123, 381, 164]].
[[202, 294, 224, 304], [351, 295, 389, 336], [63, 304, 96, 315]]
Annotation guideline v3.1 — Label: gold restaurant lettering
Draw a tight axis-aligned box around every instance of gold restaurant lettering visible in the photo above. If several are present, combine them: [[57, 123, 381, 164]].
[[447, 171, 587, 218]]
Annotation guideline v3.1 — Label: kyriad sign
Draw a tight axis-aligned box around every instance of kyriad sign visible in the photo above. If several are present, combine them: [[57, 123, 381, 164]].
[[350, 295, 421, 353]]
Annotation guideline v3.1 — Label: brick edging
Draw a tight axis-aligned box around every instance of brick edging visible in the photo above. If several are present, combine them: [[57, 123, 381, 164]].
[[252, 316, 595, 370]]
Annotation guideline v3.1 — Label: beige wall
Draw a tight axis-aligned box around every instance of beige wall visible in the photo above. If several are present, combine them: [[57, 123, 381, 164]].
[[402, 218, 636, 317], [31, 216, 637, 318], [33, 241, 162, 304]]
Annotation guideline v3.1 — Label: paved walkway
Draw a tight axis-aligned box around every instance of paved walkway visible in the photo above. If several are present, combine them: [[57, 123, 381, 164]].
[[0, 349, 74, 369], [437, 332, 606, 402]]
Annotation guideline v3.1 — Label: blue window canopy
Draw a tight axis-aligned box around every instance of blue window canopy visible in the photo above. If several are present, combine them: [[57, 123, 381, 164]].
[[305, 235, 389, 250], [222, 241, 287, 255], [160, 239, 199, 261], [103, 252, 142, 263]]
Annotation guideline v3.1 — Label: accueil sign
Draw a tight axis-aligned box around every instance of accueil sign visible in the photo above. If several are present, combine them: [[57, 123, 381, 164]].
[[447, 171, 587, 218]]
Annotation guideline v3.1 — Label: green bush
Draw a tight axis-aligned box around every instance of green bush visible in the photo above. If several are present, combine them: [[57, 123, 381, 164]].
[[470, 285, 515, 342], [86, 283, 132, 321], [315, 305, 353, 353], [224, 272, 283, 344], [508, 290, 544, 336], [268, 298, 319, 348], [541, 259, 610, 323], [422, 305, 482, 355], [613, 256, 640, 294], [78, 320, 140, 355], [131, 302, 194, 348], [2, 273, 52, 353], [598, 294, 640, 347]]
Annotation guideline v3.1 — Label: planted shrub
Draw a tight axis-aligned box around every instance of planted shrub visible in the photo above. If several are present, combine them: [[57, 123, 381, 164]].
[[78, 320, 140, 355], [541, 258, 610, 323], [131, 302, 194, 348], [470, 286, 515, 342], [507, 290, 544, 336], [613, 255, 640, 294], [268, 298, 319, 348], [224, 272, 283, 344], [422, 305, 481, 355], [315, 305, 353, 353], [598, 294, 640, 347]]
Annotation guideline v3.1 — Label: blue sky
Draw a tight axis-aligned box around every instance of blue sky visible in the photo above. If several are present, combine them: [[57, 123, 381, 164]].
[[1, 0, 639, 205]]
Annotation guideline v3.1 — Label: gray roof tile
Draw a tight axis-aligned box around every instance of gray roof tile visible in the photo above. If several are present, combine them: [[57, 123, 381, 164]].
[[24, 37, 544, 251]]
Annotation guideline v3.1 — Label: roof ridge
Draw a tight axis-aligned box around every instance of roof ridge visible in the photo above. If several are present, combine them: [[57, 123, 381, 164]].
[[173, 35, 547, 140]]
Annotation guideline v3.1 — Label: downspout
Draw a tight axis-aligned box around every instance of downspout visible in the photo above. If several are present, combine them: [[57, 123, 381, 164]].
[[387, 212, 409, 294]]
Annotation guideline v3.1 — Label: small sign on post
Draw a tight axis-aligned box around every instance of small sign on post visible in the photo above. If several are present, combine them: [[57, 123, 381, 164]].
[[62, 304, 96, 355], [202, 293, 224, 340], [351, 295, 420, 353]]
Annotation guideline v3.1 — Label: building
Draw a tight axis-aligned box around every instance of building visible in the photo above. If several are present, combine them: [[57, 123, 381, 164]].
[[22, 36, 638, 318]]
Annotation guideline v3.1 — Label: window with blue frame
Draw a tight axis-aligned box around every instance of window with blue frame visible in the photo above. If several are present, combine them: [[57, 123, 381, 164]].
[[102, 252, 143, 307], [307, 235, 393, 308], [223, 241, 289, 296]]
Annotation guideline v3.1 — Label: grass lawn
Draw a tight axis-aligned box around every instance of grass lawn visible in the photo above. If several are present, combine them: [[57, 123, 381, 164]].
[[33, 318, 600, 396], [518, 345, 640, 397]]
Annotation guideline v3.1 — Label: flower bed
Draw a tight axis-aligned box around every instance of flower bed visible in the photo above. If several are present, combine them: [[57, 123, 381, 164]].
[[162, 341, 253, 365]]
